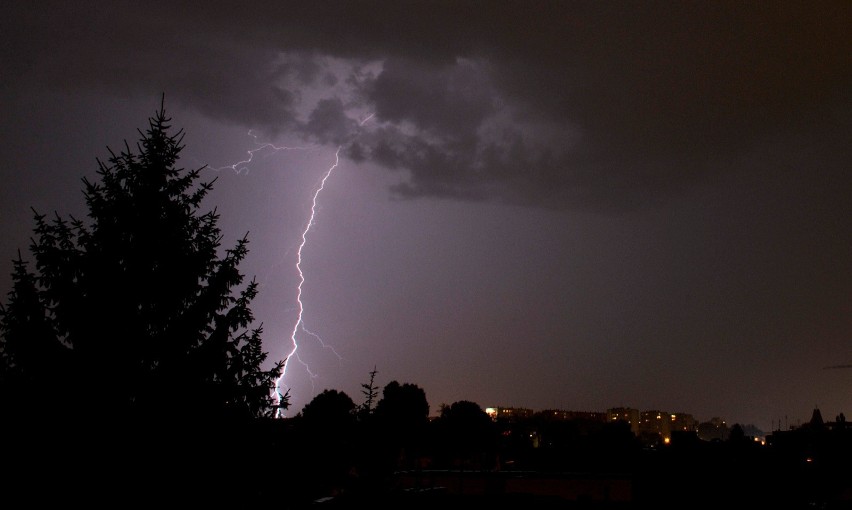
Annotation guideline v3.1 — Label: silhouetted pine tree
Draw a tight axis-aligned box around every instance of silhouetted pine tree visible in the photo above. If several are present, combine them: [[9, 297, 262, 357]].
[[358, 365, 379, 418], [0, 100, 283, 424]]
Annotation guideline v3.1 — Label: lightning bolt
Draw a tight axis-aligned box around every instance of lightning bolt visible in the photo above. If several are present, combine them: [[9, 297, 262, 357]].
[[210, 113, 375, 418], [274, 112, 375, 416], [275, 147, 342, 416], [210, 130, 313, 174]]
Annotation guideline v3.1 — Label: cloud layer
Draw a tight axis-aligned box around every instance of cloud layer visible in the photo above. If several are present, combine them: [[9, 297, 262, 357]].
[[4, 1, 850, 210]]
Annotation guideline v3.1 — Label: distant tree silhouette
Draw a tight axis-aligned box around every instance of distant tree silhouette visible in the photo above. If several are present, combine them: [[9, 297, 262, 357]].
[[375, 380, 430, 426], [286, 389, 358, 501], [0, 99, 283, 423], [728, 423, 746, 443], [358, 365, 379, 419], [374, 380, 429, 470], [434, 400, 497, 470], [809, 407, 825, 427], [301, 388, 356, 429]]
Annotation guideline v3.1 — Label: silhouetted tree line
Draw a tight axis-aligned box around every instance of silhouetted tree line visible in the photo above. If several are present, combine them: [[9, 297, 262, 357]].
[[3, 102, 851, 509], [282, 381, 852, 508], [0, 100, 284, 507], [273, 375, 504, 506]]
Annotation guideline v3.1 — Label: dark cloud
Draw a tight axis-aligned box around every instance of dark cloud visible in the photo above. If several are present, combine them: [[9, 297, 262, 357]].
[[3, 1, 850, 211], [368, 58, 496, 137], [300, 97, 358, 145], [304, 1, 851, 210]]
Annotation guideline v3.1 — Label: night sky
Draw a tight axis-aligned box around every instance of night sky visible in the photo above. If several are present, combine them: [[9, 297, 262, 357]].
[[2, 1, 850, 432]]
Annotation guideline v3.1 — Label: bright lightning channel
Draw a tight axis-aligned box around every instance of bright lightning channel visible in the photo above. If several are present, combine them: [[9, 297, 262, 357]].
[[208, 133, 344, 415], [212, 114, 374, 417], [274, 112, 375, 416], [275, 146, 343, 417], [210, 130, 313, 174]]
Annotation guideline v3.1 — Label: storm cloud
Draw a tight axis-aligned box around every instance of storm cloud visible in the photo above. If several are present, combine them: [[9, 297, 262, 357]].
[[5, 1, 849, 211]]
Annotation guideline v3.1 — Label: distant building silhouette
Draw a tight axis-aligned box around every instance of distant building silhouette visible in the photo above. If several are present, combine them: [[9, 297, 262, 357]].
[[485, 406, 534, 422], [483, 404, 764, 447], [669, 412, 698, 434], [538, 409, 606, 422], [607, 407, 640, 436], [639, 410, 671, 444]]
